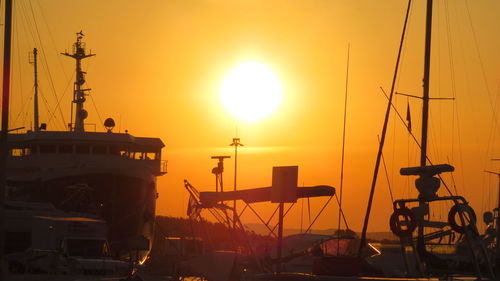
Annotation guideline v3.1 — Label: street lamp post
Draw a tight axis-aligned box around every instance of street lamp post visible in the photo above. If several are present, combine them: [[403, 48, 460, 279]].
[[230, 138, 243, 229]]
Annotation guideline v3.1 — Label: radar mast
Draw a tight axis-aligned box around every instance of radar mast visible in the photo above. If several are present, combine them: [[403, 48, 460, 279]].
[[62, 31, 95, 132]]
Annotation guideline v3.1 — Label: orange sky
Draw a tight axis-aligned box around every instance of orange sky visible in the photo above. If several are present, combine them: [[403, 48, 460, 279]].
[[3, 0, 500, 232]]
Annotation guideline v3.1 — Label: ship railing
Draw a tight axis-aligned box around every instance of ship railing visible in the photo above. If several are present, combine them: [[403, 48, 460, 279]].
[[66, 122, 97, 132], [160, 160, 168, 174]]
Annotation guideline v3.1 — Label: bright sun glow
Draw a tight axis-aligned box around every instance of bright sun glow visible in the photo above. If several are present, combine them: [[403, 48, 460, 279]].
[[220, 62, 283, 122]]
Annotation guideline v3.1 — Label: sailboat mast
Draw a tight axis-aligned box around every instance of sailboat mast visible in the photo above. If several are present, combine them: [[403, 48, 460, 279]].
[[421, 0, 433, 166], [32, 48, 40, 132], [415, 0, 434, 259], [0, 0, 13, 277]]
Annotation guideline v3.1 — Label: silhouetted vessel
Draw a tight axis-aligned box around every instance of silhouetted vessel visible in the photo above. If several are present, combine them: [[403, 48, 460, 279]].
[[5, 32, 167, 261]]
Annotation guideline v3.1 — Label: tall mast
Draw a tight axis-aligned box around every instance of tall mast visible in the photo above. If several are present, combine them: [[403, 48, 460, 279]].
[[421, 0, 433, 166], [0, 0, 14, 277], [31, 48, 40, 131], [416, 0, 434, 259], [62, 31, 95, 132]]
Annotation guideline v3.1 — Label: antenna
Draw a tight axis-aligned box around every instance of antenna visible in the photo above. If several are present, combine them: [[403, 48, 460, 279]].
[[61, 31, 95, 132], [29, 48, 39, 131], [211, 156, 230, 193], [230, 138, 244, 229]]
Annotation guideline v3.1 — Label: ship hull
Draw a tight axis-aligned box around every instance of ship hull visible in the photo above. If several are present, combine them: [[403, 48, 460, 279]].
[[8, 172, 157, 261]]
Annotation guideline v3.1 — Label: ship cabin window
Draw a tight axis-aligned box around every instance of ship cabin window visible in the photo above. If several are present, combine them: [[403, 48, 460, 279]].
[[109, 146, 128, 157], [59, 144, 73, 154], [39, 144, 57, 154], [10, 148, 23, 157], [93, 145, 107, 155], [129, 151, 158, 160], [75, 145, 91, 154], [146, 152, 157, 160], [9, 147, 30, 157]]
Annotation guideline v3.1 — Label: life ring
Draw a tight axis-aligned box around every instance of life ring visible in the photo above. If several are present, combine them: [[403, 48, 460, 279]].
[[389, 207, 417, 237], [448, 204, 477, 233]]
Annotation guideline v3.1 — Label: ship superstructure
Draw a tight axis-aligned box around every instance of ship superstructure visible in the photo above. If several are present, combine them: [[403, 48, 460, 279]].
[[5, 33, 167, 261]]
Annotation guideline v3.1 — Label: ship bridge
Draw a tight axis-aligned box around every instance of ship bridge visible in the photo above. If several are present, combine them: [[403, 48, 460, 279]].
[[6, 130, 167, 180]]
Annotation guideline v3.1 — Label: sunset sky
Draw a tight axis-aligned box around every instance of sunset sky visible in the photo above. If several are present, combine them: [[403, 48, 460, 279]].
[[3, 0, 500, 233]]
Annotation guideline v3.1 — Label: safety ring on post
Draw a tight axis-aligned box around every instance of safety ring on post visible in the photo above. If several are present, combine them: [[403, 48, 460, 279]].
[[389, 207, 417, 238], [448, 204, 477, 234]]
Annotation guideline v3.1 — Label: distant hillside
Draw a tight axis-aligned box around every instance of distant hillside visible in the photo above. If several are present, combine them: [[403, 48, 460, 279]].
[[153, 216, 398, 245], [244, 223, 397, 241]]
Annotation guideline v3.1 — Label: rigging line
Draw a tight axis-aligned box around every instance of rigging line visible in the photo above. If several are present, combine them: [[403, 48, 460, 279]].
[[21, 111, 29, 131], [464, 0, 500, 137], [13, 18, 25, 127], [358, 0, 412, 257], [286, 196, 334, 255], [245, 203, 278, 238], [337, 43, 350, 234], [445, 1, 460, 195], [436, 0, 444, 159], [192, 203, 236, 229], [12, 93, 31, 126], [213, 205, 233, 227], [34, 0, 69, 81], [38, 88, 59, 124], [449, 2, 477, 199], [85, 59, 104, 129], [380, 87, 456, 198], [16, 0, 51, 130], [481, 81, 500, 189], [425, 0, 457, 167], [267, 202, 296, 237], [380, 87, 424, 158], [444, 0, 458, 159], [28, 0, 66, 128], [47, 72, 74, 128], [89, 94, 103, 130], [427, 105, 440, 163], [237, 203, 248, 219], [390, 97, 397, 197], [300, 196, 333, 236], [265, 204, 280, 227], [453, 110, 467, 198], [446, 156, 459, 195], [18, 1, 36, 45], [404, 100, 409, 199], [334, 193, 349, 230], [377, 135, 394, 203], [206, 206, 229, 227]]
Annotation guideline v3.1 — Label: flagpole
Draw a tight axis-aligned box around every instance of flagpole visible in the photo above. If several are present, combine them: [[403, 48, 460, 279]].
[[406, 101, 412, 132]]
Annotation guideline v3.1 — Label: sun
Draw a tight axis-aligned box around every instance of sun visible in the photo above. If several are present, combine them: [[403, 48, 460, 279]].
[[220, 62, 283, 122]]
